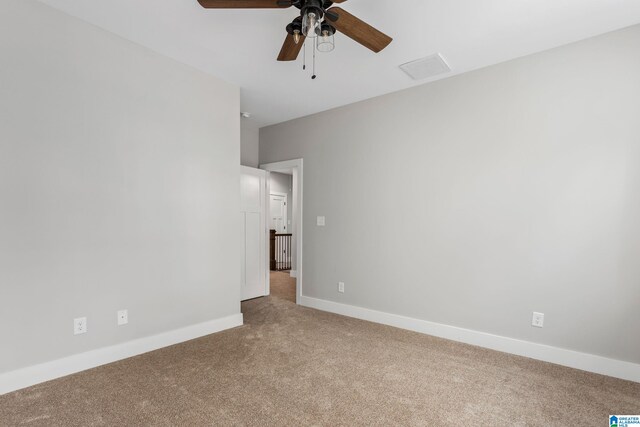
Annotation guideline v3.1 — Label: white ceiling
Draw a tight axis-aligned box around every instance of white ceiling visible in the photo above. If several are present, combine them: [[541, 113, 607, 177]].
[[38, 0, 640, 128]]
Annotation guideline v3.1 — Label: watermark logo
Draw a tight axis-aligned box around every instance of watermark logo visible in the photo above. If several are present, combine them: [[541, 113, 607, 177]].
[[610, 415, 640, 427]]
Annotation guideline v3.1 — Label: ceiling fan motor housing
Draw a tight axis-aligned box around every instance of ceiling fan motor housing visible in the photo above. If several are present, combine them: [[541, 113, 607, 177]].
[[287, 0, 337, 35], [287, 0, 335, 11], [300, 0, 325, 20]]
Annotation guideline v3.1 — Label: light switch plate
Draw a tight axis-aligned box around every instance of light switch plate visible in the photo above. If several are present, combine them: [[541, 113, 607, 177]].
[[338, 282, 345, 293], [317, 216, 326, 226]]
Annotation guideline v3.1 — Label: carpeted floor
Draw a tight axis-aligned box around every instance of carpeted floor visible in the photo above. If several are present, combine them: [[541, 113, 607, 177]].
[[1, 283, 638, 426], [269, 270, 296, 303]]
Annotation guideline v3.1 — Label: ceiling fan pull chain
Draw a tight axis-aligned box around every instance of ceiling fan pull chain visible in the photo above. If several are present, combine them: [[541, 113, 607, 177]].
[[303, 41, 306, 70], [312, 42, 317, 79]]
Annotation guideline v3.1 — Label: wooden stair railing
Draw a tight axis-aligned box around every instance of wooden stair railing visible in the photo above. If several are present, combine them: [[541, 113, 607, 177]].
[[270, 229, 292, 271]]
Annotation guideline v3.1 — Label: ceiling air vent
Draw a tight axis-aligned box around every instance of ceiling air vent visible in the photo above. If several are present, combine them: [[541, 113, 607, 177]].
[[399, 54, 451, 81]]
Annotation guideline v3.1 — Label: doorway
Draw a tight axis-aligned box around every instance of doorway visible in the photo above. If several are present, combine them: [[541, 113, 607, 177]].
[[269, 191, 292, 272], [269, 193, 287, 234], [261, 159, 303, 304], [269, 174, 292, 273]]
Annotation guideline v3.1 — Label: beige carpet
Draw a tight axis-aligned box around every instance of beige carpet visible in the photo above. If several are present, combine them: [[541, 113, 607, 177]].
[[269, 270, 296, 303], [1, 289, 638, 426]]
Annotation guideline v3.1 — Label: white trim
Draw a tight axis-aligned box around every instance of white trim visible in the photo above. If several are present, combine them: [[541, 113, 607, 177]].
[[260, 159, 303, 305], [299, 296, 640, 383], [0, 313, 243, 396], [289, 270, 297, 278], [264, 174, 271, 297]]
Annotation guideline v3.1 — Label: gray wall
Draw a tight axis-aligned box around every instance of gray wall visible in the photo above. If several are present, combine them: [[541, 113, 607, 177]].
[[241, 123, 259, 168], [260, 25, 640, 364], [0, 0, 241, 373]]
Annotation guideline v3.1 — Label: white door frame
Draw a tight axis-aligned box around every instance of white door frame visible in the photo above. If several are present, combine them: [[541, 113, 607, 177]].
[[260, 159, 303, 305]]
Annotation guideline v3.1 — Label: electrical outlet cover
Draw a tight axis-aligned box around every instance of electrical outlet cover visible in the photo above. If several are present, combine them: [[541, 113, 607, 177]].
[[532, 312, 544, 328], [117, 309, 128, 326], [74, 317, 87, 335]]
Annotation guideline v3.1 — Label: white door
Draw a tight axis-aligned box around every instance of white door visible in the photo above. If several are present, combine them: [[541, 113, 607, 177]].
[[270, 193, 287, 233], [270, 193, 288, 265], [240, 167, 268, 301]]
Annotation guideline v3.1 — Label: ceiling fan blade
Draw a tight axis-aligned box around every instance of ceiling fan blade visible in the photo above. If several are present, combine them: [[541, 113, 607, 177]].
[[326, 7, 392, 53], [277, 33, 305, 61], [197, 0, 290, 8]]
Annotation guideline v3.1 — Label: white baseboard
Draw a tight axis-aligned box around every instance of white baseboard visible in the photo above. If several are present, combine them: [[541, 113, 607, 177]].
[[289, 270, 297, 278], [0, 313, 243, 396], [299, 296, 640, 383]]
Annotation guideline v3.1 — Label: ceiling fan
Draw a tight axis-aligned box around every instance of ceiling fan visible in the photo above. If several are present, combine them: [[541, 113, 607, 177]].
[[196, 0, 393, 65]]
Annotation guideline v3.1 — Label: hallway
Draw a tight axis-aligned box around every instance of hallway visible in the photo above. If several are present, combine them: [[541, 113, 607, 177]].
[[269, 271, 296, 303]]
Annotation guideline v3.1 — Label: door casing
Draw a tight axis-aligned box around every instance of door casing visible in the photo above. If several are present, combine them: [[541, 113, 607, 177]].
[[260, 159, 303, 304]]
